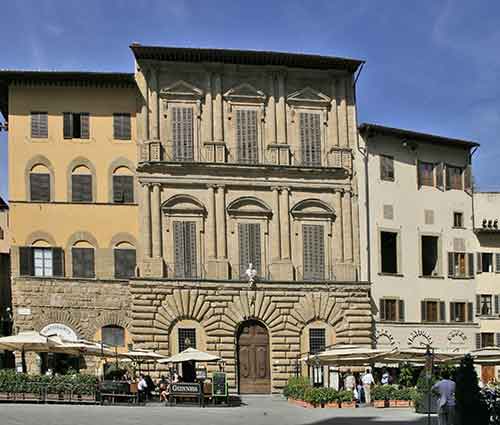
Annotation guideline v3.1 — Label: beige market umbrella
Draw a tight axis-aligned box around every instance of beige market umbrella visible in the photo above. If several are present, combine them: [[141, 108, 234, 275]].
[[119, 349, 168, 361], [302, 345, 396, 366], [158, 347, 221, 363], [379, 347, 460, 365], [50, 337, 116, 357], [452, 347, 500, 365]]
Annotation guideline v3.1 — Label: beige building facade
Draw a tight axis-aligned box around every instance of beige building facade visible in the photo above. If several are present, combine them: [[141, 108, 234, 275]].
[[358, 124, 479, 354], [0, 47, 371, 393]]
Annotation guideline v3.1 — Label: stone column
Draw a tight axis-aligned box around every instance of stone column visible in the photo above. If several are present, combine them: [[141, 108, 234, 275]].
[[207, 184, 217, 259], [276, 72, 287, 145], [271, 186, 281, 260], [342, 190, 353, 262], [151, 184, 162, 258], [214, 73, 223, 143], [142, 183, 152, 258], [216, 185, 227, 259], [205, 73, 213, 143], [280, 187, 291, 260], [268, 74, 277, 144], [150, 68, 160, 140]]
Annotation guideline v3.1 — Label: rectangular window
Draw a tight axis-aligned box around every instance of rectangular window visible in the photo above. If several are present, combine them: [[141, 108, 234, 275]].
[[63, 112, 89, 139], [31, 112, 48, 138], [236, 109, 258, 164], [448, 252, 474, 277], [102, 326, 125, 347], [178, 328, 196, 352], [380, 155, 394, 181], [71, 174, 92, 202], [299, 112, 322, 167], [453, 212, 464, 228], [114, 249, 136, 279], [34, 248, 53, 277], [309, 328, 326, 354], [482, 253, 494, 273], [446, 165, 463, 190], [450, 302, 466, 322], [72, 247, 95, 278], [172, 107, 194, 161], [480, 333, 495, 349], [30, 173, 51, 202], [113, 113, 131, 140], [238, 223, 262, 279], [479, 295, 493, 316], [19, 246, 64, 277], [380, 299, 405, 322], [173, 221, 197, 278], [421, 235, 439, 276], [421, 300, 445, 323], [302, 224, 325, 281], [112, 175, 134, 203], [380, 231, 398, 274], [418, 161, 434, 187]]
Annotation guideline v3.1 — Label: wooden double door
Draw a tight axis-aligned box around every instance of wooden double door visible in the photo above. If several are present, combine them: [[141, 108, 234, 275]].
[[237, 320, 270, 394]]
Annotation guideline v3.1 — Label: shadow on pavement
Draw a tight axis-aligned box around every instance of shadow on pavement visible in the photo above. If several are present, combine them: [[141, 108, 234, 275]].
[[305, 415, 436, 425]]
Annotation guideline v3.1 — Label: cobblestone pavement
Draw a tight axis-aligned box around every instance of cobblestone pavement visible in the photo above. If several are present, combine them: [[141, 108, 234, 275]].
[[1, 396, 435, 425]]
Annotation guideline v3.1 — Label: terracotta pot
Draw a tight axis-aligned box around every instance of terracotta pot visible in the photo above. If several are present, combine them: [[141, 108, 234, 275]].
[[395, 400, 411, 407], [287, 399, 311, 408], [373, 399, 386, 408], [340, 401, 356, 408], [325, 402, 339, 408], [389, 400, 398, 407], [0, 392, 9, 400]]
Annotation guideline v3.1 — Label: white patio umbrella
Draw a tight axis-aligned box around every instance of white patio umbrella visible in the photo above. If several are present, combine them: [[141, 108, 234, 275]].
[[380, 347, 460, 365], [158, 347, 221, 363], [50, 337, 116, 357], [301, 345, 396, 366], [452, 346, 500, 365]]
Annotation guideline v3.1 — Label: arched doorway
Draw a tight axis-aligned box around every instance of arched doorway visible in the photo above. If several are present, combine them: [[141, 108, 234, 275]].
[[237, 320, 270, 394]]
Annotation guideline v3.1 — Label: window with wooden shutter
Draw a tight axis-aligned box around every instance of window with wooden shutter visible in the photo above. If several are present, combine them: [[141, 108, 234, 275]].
[[495, 295, 500, 315], [422, 300, 439, 322], [476, 333, 482, 349], [299, 112, 322, 167], [439, 301, 446, 322], [173, 221, 197, 278], [112, 175, 134, 203], [421, 301, 427, 322], [468, 253, 475, 277], [63, 112, 89, 139], [398, 300, 405, 322], [495, 254, 500, 273], [114, 248, 136, 279], [30, 173, 51, 201], [435, 162, 444, 190], [113, 113, 131, 140], [19, 247, 34, 276], [467, 302, 473, 322], [446, 165, 463, 190], [102, 325, 125, 347], [302, 224, 325, 281], [71, 174, 92, 202], [52, 247, 64, 277], [172, 107, 194, 161], [450, 302, 466, 322], [72, 247, 95, 278], [464, 165, 472, 194], [379, 299, 386, 321], [19, 246, 64, 277], [80, 113, 89, 139], [31, 112, 48, 138], [238, 223, 262, 278], [476, 295, 481, 317], [380, 155, 394, 181], [236, 109, 258, 164], [418, 161, 434, 187], [63, 112, 73, 139]]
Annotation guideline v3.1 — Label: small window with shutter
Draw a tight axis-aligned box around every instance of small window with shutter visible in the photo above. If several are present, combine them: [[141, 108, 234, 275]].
[[31, 112, 48, 138], [302, 224, 325, 281], [72, 247, 95, 278], [299, 112, 322, 167], [380, 155, 394, 181], [19, 246, 64, 277], [173, 221, 197, 278], [379, 298, 402, 321], [418, 161, 434, 187], [446, 165, 463, 190], [236, 109, 258, 164], [450, 302, 466, 322], [71, 174, 92, 202], [113, 175, 134, 203], [435, 162, 444, 191], [63, 112, 89, 139], [113, 113, 131, 140], [238, 223, 262, 278], [30, 173, 51, 202], [421, 300, 442, 322], [114, 248, 136, 279], [172, 107, 194, 161]]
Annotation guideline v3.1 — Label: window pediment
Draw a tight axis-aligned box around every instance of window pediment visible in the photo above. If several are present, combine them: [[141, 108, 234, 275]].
[[162, 194, 206, 216], [224, 83, 266, 104], [287, 87, 331, 107], [290, 198, 335, 219], [160, 80, 203, 101], [227, 196, 272, 217]]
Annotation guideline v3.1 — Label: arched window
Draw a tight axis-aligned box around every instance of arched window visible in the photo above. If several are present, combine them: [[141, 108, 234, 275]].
[[102, 325, 125, 347], [72, 240, 95, 278], [71, 165, 92, 202], [112, 166, 134, 203], [30, 164, 51, 201], [114, 242, 136, 279]]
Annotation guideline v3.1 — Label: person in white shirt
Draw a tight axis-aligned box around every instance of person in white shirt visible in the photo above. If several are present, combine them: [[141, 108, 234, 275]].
[[432, 370, 455, 425], [138, 374, 148, 403], [362, 368, 375, 404]]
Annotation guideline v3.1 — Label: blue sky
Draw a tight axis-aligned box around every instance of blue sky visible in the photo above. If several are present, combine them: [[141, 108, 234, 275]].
[[1, 0, 499, 201]]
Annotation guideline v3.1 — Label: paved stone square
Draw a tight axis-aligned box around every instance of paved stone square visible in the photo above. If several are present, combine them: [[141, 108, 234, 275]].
[[1, 396, 435, 425]]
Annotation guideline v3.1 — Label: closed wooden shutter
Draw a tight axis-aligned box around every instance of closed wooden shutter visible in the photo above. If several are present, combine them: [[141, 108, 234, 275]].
[[173, 221, 197, 278], [496, 333, 500, 348], [439, 301, 446, 322], [113, 176, 134, 203], [52, 247, 64, 277], [63, 112, 73, 139], [379, 299, 386, 321], [72, 247, 95, 278], [477, 253, 482, 274], [30, 173, 50, 201], [464, 165, 472, 194], [436, 162, 444, 191], [71, 174, 92, 202], [236, 109, 258, 164], [449, 302, 455, 322], [495, 295, 500, 315], [302, 224, 325, 281], [172, 107, 194, 161], [468, 253, 475, 276], [31, 112, 48, 138], [114, 249, 136, 279], [299, 112, 321, 166], [476, 333, 481, 349], [476, 295, 481, 316], [421, 301, 427, 322], [467, 302, 473, 322], [80, 113, 89, 139], [19, 246, 34, 276], [445, 164, 451, 190], [113, 113, 131, 140], [238, 223, 262, 278], [398, 300, 405, 322], [448, 252, 454, 277], [495, 254, 500, 273]]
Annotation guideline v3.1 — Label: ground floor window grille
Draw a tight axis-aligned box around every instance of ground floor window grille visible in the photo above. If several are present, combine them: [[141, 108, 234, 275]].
[[178, 328, 196, 352]]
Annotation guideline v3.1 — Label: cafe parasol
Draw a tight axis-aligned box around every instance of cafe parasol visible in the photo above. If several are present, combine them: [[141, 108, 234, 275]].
[[158, 347, 221, 363]]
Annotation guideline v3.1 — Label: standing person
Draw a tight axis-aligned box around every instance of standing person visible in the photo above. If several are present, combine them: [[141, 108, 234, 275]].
[[137, 374, 148, 403], [362, 368, 375, 405], [344, 370, 356, 397], [432, 370, 455, 425], [381, 369, 390, 385]]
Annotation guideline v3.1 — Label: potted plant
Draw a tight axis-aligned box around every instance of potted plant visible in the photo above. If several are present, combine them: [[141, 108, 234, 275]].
[[387, 385, 400, 407], [283, 377, 311, 407], [394, 387, 412, 407], [372, 385, 388, 408], [338, 389, 355, 408], [323, 388, 339, 408]]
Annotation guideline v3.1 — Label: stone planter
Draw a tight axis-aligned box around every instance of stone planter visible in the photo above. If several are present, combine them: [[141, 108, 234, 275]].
[[373, 399, 386, 408], [340, 401, 356, 408]]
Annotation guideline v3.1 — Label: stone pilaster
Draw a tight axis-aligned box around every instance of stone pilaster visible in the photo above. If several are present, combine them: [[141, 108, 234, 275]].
[[151, 183, 162, 258], [329, 77, 339, 147], [337, 78, 348, 148], [267, 73, 277, 144], [142, 183, 151, 258], [270, 186, 293, 280], [214, 73, 223, 143], [271, 186, 281, 261], [276, 72, 287, 145], [205, 73, 213, 143], [342, 190, 353, 263], [149, 68, 160, 141], [208, 184, 229, 279]]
